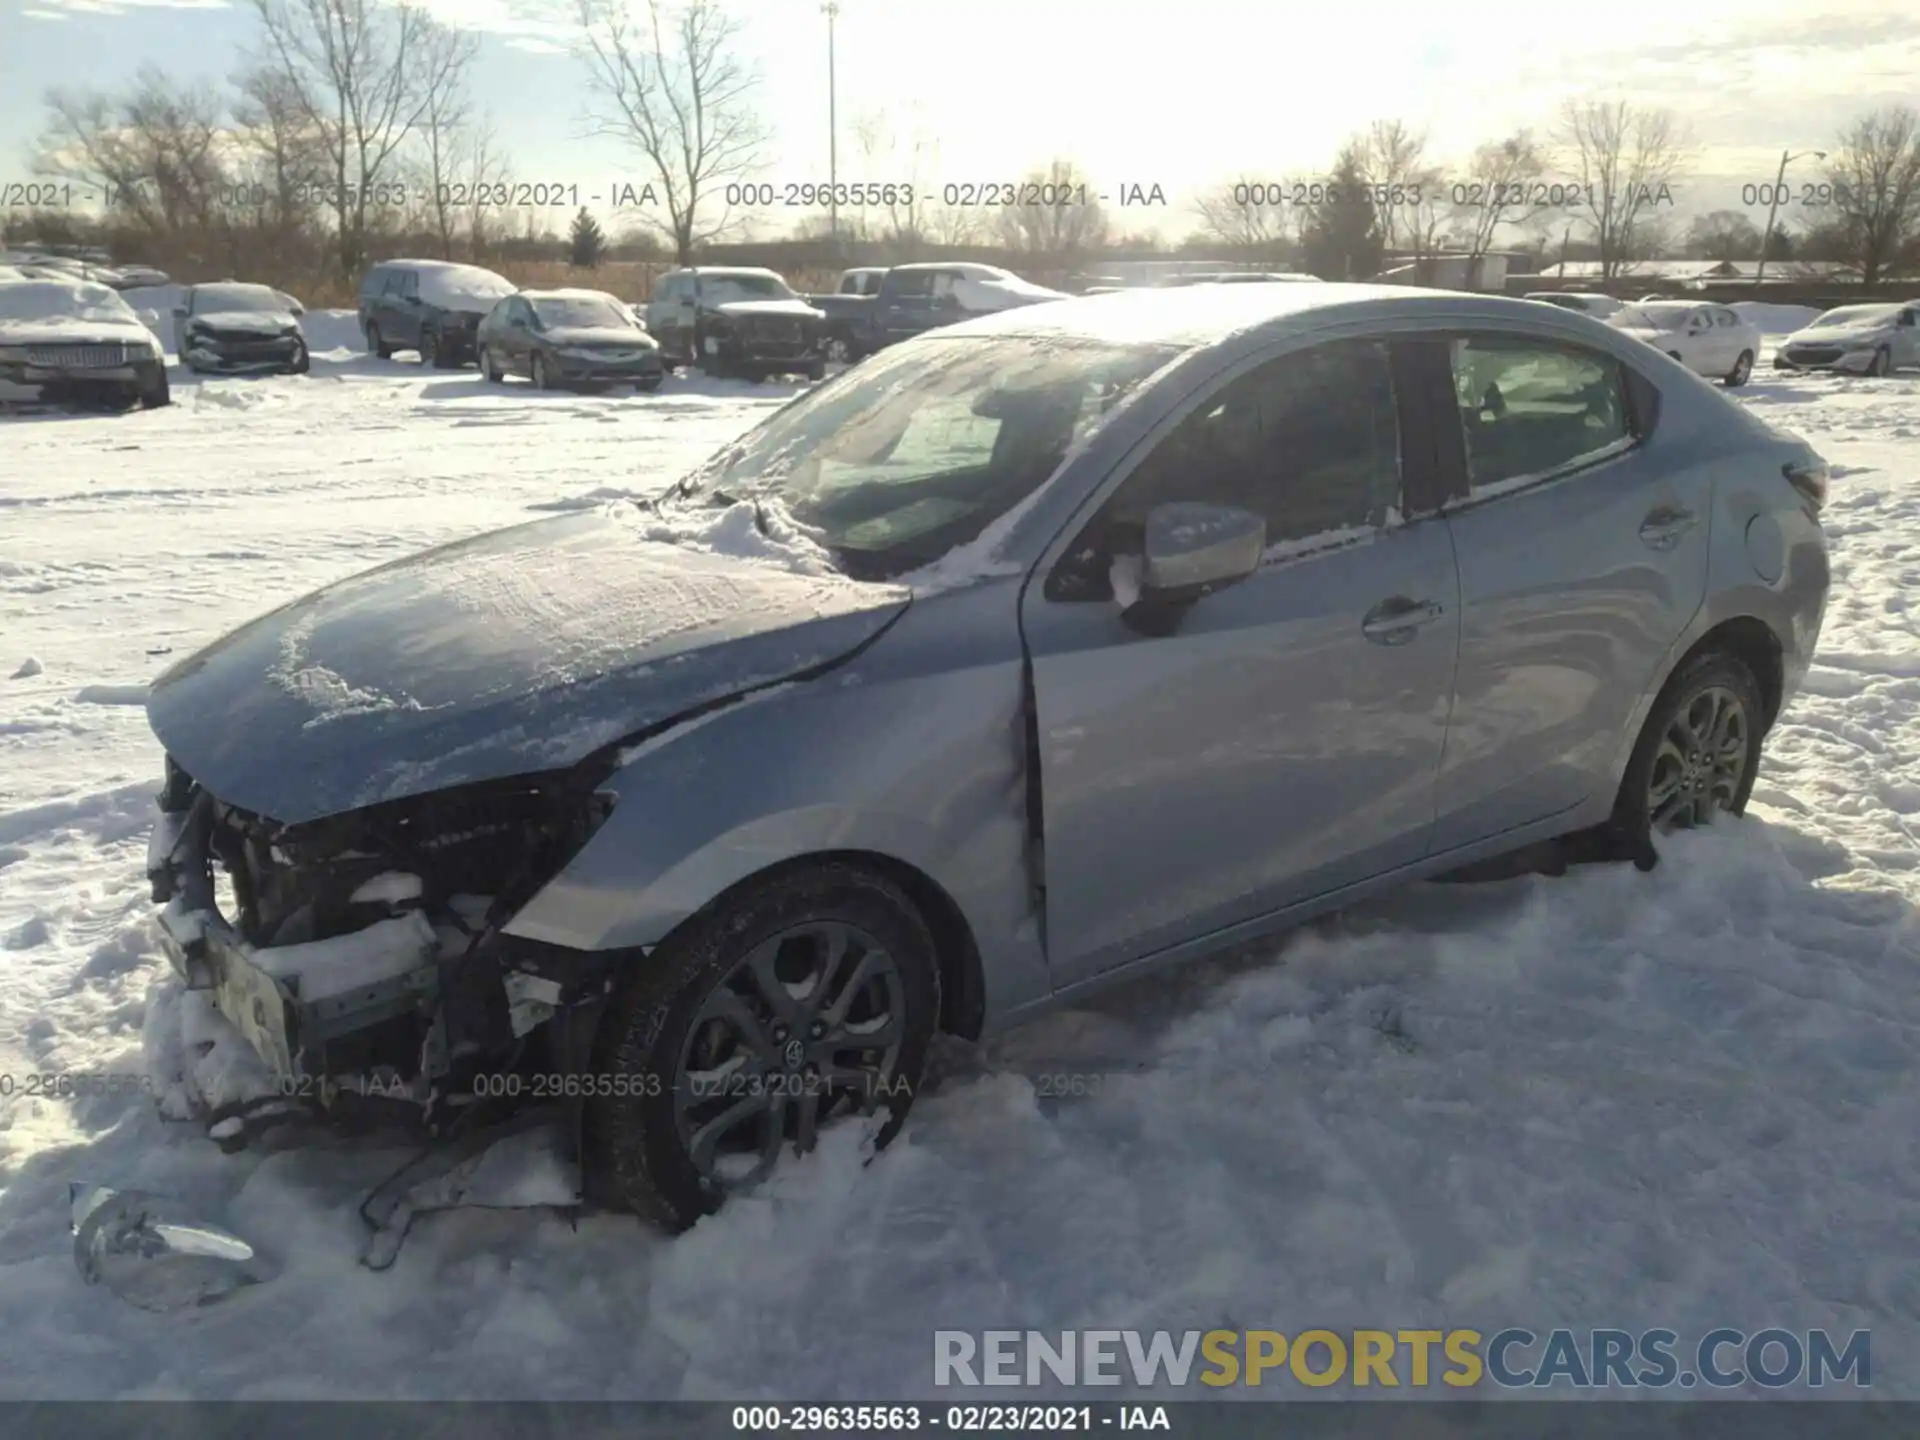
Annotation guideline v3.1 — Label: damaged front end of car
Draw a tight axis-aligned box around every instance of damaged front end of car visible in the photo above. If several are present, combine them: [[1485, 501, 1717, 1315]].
[[147, 751, 625, 1146]]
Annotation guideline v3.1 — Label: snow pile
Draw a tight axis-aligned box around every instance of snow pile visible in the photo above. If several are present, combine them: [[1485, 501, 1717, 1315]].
[[954, 271, 1071, 313], [1730, 302, 1824, 338], [303, 308, 366, 356], [633, 497, 843, 578]]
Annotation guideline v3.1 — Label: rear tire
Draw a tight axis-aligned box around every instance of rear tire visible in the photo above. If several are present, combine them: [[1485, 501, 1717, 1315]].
[[418, 327, 440, 368], [531, 354, 553, 391], [1608, 649, 1765, 870], [1868, 346, 1892, 378], [479, 346, 503, 383], [582, 862, 940, 1231], [365, 322, 392, 360], [1724, 350, 1753, 388]]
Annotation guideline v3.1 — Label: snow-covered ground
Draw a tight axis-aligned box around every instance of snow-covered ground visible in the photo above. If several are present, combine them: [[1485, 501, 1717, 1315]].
[[2, 328, 1919, 1400]]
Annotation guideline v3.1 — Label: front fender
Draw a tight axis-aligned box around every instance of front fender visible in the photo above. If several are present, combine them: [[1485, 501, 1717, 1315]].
[[501, 594, 1049, 1023]]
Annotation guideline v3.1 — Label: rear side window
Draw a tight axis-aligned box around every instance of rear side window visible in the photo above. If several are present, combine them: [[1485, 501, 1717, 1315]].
[[1448, 337, 1633, 496], [362, 267, 387, 297], [890, 271, 936, 298]]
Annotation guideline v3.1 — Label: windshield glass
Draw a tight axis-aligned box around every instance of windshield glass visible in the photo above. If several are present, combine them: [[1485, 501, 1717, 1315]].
[[0, 281, 137, 324], [1812, 305, 1898, 327], [419, 266, 516, 307], [702, 273, 793, 303], [672, 335, 1175, 580], [195, 283, 288, 313], [1616, 304, 1693, 331], [531, 294, 633, 328]]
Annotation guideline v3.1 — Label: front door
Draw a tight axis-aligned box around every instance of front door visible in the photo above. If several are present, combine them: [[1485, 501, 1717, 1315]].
[[1427, 331, 1712, 850], [1020, 338, 1461, 986], [1895, 307, 1920, 369]]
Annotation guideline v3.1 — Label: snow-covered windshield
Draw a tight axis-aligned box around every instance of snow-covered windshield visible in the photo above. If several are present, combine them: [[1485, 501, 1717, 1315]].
[[418, 266, 516, 308], [193, 283, 291, 313], [531, 294, 634, 329], [1616, 304, 1694, 331], [1811, 305, 1898, 328], [671, 335, 1175, 580], [702, 273, 794, 304], [0, 280, 137, 324]]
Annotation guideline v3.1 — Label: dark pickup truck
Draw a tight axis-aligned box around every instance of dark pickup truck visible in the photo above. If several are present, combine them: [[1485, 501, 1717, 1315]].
[[807, 263, 1066, 363]]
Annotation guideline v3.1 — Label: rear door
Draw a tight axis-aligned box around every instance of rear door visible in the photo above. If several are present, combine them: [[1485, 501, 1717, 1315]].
[[1896, 306, 1920, 369], [1425, 332, 1710, 851], [1021, 337, 1461, 986], [388, 270, 421, 346], [878, 270, 937, 344]]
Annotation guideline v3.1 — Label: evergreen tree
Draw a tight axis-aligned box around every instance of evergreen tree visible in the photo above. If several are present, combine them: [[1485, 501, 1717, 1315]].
[[1298, 147, 1384, 281], [569, 207, 606, 269]]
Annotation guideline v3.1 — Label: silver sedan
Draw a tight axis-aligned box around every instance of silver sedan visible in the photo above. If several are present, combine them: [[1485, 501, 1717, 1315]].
[[144, 283, 1831, 1227]]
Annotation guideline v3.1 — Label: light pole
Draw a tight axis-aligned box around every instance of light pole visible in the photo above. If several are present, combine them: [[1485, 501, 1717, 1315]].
[[1755, 147, 1825, 287], [824, 1, 840, 247]]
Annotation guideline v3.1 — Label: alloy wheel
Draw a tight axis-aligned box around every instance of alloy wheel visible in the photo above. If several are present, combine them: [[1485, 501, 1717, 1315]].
[[1646, 684, 1750, 832], [673, 920, 906, 1189]]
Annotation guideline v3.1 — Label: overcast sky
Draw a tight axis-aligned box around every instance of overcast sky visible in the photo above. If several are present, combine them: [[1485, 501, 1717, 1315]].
[[3, 0, 1917, 237]]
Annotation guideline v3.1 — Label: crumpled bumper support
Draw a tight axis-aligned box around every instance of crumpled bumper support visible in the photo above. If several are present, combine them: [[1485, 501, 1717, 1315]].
[[146, 788, 441, 1086]]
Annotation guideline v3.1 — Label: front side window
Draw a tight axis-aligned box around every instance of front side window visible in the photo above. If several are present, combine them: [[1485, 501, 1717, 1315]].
[[889, 271, 936, 299], [1449, 337, 1632, 495], [698, 273, 792, 304], [1050, 341, 1401, 600]]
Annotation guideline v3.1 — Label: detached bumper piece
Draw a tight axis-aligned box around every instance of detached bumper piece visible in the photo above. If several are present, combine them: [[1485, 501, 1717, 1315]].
[[147, 786, 442, 1097]]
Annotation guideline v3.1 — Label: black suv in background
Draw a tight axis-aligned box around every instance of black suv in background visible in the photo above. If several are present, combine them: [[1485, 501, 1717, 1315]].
[[358, 259, 517, 368], [642, 267, 826, 380]]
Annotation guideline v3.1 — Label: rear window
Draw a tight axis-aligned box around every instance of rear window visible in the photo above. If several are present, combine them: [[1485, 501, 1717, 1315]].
[[0, 281, 137, 324]]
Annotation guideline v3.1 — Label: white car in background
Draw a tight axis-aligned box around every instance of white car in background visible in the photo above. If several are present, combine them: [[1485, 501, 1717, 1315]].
[[1523, 291, 1624, 321], [1774, 302, 1920, 377], [1608, 301, 1761, 388]]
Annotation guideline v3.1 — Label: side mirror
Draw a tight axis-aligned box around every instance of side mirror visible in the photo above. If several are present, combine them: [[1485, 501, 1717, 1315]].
[[1122, 502, 1265, 633]]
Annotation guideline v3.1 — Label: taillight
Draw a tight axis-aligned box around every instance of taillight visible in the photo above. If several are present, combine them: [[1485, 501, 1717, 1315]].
[[1784, 456, 1829, 513]]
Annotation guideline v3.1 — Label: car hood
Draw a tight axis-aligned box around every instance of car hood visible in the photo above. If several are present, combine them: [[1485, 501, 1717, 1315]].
[[188, 309, 299, 335], [0, 318, 156, 346], [711, 299, 824, 321], [1786, 323, 1891, 343], [148, 510, 911, 825], [544, 325, 657, 348]]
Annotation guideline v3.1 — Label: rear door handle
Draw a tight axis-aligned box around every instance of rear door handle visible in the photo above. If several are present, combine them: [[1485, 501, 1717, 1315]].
[[1362, 597, 1446, 645], [1639, 506, 1699, 551]]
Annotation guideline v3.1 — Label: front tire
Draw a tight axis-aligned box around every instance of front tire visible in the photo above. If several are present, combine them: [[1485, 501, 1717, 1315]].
[[1868, 346, 1892, 378], [531, 354, 553, 391], [583, 862, 941, 1230], [1724, 350, 1753, 387], [1609, 650, 1765, 869], [365, 322, 391, 360], [479, 346, 503, 383], [418, 327, 440, 368], [139, 368, 171, 409]]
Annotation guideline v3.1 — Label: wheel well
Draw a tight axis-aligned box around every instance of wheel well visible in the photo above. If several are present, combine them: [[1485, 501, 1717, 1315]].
[[656, 850, 988, 1042], [1684, 616, 1784, 727]]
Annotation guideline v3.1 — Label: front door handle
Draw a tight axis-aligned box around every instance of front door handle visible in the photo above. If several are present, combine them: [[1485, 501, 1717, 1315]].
[[1639, 506, 1698, 551], [1362, 597, 1445, 645]]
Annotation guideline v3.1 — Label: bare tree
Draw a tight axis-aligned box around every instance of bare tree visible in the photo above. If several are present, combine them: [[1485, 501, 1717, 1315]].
[[1446, 129, 1553, 272], [1821, 105, 1920, 287], [1553, 100, 1691, 279], [37, 68, 232, 238], [1188, 178, 1294, 261], [993, 158, 1109, 268], [575, 0, 768, 264], [1357, 119, 1441, 257], [411, 20, 481, 260], [1682, 208, 1762, 261], [851, 108, 938, 256], [233, 64, 331, 236], [455, 121, 512, 261], [248, 0, 450, 281]]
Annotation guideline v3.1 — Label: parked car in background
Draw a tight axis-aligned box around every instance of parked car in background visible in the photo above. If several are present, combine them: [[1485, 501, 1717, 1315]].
[[1524, 292, 1624, 321], [173, 282, 308, 376], [141, 284, 1827, 1228], [809, 262, 1069, 363], [1607, 301, 1760, 386], [643, 267, 826, 381], [478, 288, 665, 393], [0, 278, 169, 408], [814, 266, 887, 299], [1774, 302, 1920, 376], [358, 259, 517, 368]]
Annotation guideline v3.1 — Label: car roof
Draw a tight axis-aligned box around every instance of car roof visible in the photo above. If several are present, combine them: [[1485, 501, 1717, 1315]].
[[941, 282, 1554, 348], [678, 266, 780, 278]]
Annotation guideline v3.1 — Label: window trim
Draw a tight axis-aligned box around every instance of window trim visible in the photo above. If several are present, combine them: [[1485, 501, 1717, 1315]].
[[1040, 334, 1422, 602], [1419, 330, 1654, 510]]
